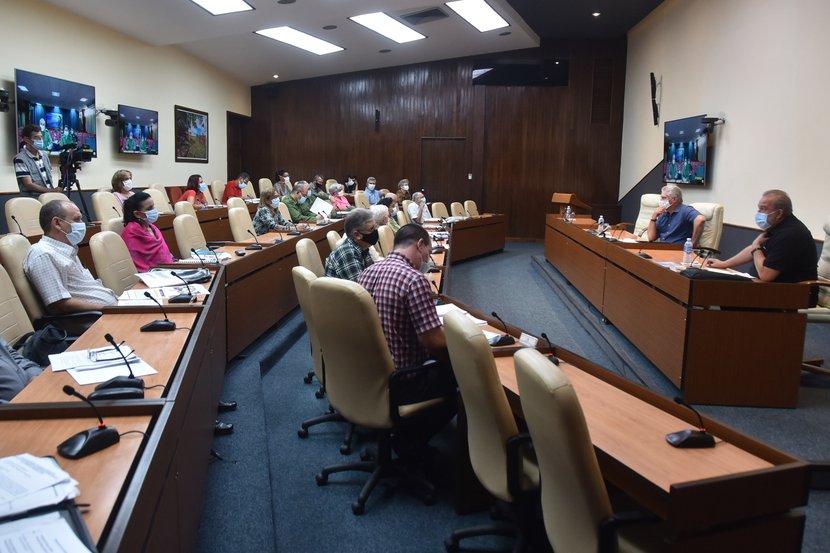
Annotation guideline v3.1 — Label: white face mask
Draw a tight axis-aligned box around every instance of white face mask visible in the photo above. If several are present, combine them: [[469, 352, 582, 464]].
[[392, 206, 398, 216], [402, 185, 409, 191], [337, 190, 345, 197], [123, 179, 133, 191], [367, 183, 376, 191], [658, 199, 670, 210]]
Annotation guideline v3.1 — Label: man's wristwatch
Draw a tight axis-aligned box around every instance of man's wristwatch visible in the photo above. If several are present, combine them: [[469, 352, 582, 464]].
[[750, 247, 762, 255]]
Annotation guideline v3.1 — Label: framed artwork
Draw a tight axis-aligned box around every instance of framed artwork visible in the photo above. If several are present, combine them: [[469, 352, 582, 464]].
[[174, 105, 208, 163]]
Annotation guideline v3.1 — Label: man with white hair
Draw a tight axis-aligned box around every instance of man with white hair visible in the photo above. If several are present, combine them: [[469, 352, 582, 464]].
[[408, 191, 432, 224], [646, 184, 705, 245]]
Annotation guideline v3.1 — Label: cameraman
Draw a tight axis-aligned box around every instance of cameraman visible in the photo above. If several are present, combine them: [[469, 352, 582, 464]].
[[14, 124, 55, 196]]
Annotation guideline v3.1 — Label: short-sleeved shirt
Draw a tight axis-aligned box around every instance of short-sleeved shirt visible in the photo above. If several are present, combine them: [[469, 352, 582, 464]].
[[14, 148, 54, 195], [655, 203, 701, 244], [408, 201, 432, 224], [365, 188, 381, 205], [23, 236, 118, 308], [751, 214, 818, 304], [325, 238, 373, 282], [358, 252, 441, 369]]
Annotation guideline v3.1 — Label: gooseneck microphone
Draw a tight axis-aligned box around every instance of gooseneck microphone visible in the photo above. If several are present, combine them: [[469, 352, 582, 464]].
[[539, 332, 560, 365], [58, 385, 120, 459], [111, 205, 122, 218], [169, 271, 194, 303], [10, 215, 24, 235], [246, 229, 263, 250], [140, 291, 177, 332], [666, 396, 716, 449], [489, 311, 516, 347]]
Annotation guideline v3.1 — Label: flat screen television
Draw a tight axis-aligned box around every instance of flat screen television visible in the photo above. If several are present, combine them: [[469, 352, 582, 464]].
[[14, 68, 97, 157], [663, 114, 707, 185], [118, 104, 158, 155]]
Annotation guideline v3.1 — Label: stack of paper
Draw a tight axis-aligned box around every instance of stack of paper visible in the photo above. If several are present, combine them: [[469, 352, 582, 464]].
[[435, 304, 488, 326], [0, 454, 79, 518], [0, 511, 93, 553], [48, 346, 158, 386], [118, 283, 211, 306]]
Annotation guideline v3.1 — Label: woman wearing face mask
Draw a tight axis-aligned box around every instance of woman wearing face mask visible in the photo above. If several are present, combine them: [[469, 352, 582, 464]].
[[343, 174, 359, 195], [252, 188, 290, 235], [329, 183, 354, 215], [274, 169, 292, 197], [111, 169, 135, 207], [396, 179, 411, 203], [121, 192, 174, 272], [181, 174, 209, 208]]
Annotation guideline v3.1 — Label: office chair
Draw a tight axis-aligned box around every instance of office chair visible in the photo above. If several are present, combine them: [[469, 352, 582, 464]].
[[210, 180, 225, 206], [451, 202, 467, 218], [309, 277, 453, 514], [443, 311, 540, 553], [100, 217, 125, 235], [228, 207, 256, 243], [0, 264, 35, 347], [689, 202, 724, 250], [259, 178, 274, 195], [89, 231, 139, 295], [464, 200, 480, 217], [633, 193, 661, 236], [514, 349, 664, 553], [242, 181, 257, 200], [376, 225, 394, 258], [431, 202, 449, 219], [38, 192, 71, 205], [227, 197, 247, 210], [174, 200, 197, 218], [801, 215, 830, 376], [354, 190, 371, 209], [326, 230, 340, 254], [5, 197, 42, 236], [402, 200, 413, 221], [146, 188, 174, 214], [277, 202, 292, 224], [92, 191, 123, 222], [397, 209, 410, 228], [173, 213, 207, 259], [296, 238, 324, 277]]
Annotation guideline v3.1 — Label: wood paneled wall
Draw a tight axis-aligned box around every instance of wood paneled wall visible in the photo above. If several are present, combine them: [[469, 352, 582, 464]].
[[250, 39, 626, 239]]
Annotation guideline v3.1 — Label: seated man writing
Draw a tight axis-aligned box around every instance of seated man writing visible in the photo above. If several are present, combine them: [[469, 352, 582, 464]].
[[646, 184, 705, 245], [325, 209, 377, 281]]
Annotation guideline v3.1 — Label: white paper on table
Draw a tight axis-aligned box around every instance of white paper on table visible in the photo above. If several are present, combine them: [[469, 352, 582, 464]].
[[119, 284, 210, 303], [135, 271, 180, 288], [481, 329, 501, 342], [618, 238, 638, 243], [0, 455, 78, 517], [309, 197, 333, 216], [435, 304, 466, 317], [67, 359, 157, 386], [465, 314, 488, 325], [0, 513, 93, 553], [703, 267, 754, 278], [49, 348, 136, 373]]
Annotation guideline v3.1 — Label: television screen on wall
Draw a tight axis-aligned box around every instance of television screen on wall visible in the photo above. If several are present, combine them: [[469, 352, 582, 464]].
[[14, 68, 97, 157], [663, 114, 707, 185], [118, 105, 158, 155]]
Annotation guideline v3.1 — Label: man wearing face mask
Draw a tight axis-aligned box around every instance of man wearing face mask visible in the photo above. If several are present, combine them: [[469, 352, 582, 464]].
[[14, 124, 55, 196], [380, 194, 401, 233], [707, 190, 818, 304], [282, 181, 322, 224], [309, 174, 331, 201], [325, 209, 376, 281], [222, 172, 250, 204], [365, 177, 381, 205], [408, 191, 432, 224], [646, 184, 705, 245], [24, 201, 118, 314]]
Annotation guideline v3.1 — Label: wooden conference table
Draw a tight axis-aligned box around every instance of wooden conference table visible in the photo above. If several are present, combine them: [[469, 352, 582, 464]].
[[544, 215, 811, 407], [442, 213, 507, 263]]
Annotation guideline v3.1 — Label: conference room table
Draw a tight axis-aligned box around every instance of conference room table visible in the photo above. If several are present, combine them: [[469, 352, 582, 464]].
[[423, 213, 507, 265], [544, 215, 811, 407]]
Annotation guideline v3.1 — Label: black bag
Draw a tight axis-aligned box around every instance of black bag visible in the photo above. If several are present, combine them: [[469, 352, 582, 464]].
[[20, 325, 75, 366]]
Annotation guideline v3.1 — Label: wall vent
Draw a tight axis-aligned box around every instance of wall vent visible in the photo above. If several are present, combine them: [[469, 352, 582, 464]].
[[401, 7, 449, 26]]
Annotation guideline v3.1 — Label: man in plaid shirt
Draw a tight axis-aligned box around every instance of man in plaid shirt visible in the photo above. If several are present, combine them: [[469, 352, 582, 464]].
[[325, 209, 377, 281]]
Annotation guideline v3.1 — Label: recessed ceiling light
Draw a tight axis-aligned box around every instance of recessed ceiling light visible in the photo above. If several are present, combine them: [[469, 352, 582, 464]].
[[350, 12, 426, 44], [255, 26, 344, 55], [189, 0, 253, 16], [273, 74, 280, 79], [445, 0, 508, 32], [322, 25, 338, 30], [592, 12, 601, 17]]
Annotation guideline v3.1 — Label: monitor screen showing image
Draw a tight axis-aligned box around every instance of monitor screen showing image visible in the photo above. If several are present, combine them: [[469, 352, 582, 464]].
[[663, 114, 707, 186], [118, 105, 158, 155]]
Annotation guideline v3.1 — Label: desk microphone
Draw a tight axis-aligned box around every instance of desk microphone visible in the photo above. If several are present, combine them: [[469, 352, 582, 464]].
[[489, 311, 516, 346], [111, 205, 122, 219], [89, 333, 144, 400], [430, 279, 440, 294], [287, 222, 301, 236], [169, 271, 194, 303], [245, 229, 263, 250], [140, 291, 177, 332], [666, 396, 716, 449], [58, 385, 120, 459], [637, 249, 652, 260], [539, 332, 560, 365], [273, 226, 285, 244], [190, 247, 212, 266], [10, 215, 24, 235]]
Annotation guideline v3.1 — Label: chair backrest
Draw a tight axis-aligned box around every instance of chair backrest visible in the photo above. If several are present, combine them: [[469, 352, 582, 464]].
[[354, 190, 371, 209], [818, 215, 830, 309], [376, 225, 394, 257], [211, 180, 226, 206], [444, 311, 528, 502], [241, 182, 256, 199], [39, 192, 71, 205], [401, 200, 413, 221], [149, 183, 166, 192], [296, 238, 324, 277], [101, 217, 125, 235], [309, 277, 395, 428], [259, 178, 274, 195], [92, 191, 123, 222], [0, 234, 45, 321], [689, 202, 724, 250], [465, 200, 480, 217], [633, 193, 661, 236], [514, 348, 612, 553], [173, 214, 207, 258], [326, 231, 340, 253], [277, 202, 292, 223], [431, 202, 449, 219], [146, 188, 174, 214], [89, 231, 138, 295], [175, 201, 197, 218], [0, 263, 35, 347], [228, 207, 255, 242], [292, 266, 323, 381], [5, 197, 43, 236], [227, 197, 247, 210], [397, 209, 410, 227], [451, 202, 467, 218]]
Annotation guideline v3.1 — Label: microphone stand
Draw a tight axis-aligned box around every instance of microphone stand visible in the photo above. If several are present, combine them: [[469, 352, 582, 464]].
[[666, 396, 716, 448], [169, 271, 194, 303], [245, 229, 263, 250], [140, 291, 177, 332], [58, 385, 120, 459], [488, 311, 516, 346], [10, 215, 24, 235], [539, 332, 560, 365]]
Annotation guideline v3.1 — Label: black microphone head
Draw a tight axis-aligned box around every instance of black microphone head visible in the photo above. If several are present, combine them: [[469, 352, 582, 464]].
[[11, 215, 18, 221], [104, 333, 115, 344], [491, 311, 498, 318], [63, 385, 75, 395], [143, 291, 153, 298], [247, 229, 255, 236], [673, 396, 684, 404], [171, 271, 179, 277]]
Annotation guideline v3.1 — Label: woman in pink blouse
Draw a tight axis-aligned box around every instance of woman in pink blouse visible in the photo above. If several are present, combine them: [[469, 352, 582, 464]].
[[121, 191, 174, 272], [111, 169, 134, 207]]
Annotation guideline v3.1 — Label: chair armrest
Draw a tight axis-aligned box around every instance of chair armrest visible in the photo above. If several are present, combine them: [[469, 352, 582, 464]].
[[598, 510, 661, 553], [34, 310, 102, 337], [388, 361, 456, 423], [505, 433, 534, 500], [800, 280, 830, 287]]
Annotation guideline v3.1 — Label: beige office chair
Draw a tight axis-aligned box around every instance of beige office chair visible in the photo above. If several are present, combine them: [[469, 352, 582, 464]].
[[146, 188, 174, 214], [326, 231, 340, 253], [401, 199, 413, 220], [443, 311, 540, 552], [354, 190, 371, 209], [242, 182, 256, 199], [0, 264, 35, 347], [149, 183, 166, 192], [801, 216, 830, 376], [173, 214, 207, 259], [38, 192, 71, 205], [376, 225, 394, 258], [451, 202, 467, 218], [515, 349, 663, 553], [211, 180, 226, 206], [259, 178, 274, 195], [431, 202, 449, 219], [228, 207, 256, 242], [175, 201, 197, 218], [92, 191, 123, 222], [89, 231, 139, 295], [277, 202, 292, 223], [465, 200, 480, 217], [397, 209, 410, 227], [101, 217, 125, 235], [296, 238, 324, 277], [227, 197, 247, 210], [633, 193, 661, 236], [309, 277, 452, 514], [5, 197, 42, 236], [689, 202, 724, 250]]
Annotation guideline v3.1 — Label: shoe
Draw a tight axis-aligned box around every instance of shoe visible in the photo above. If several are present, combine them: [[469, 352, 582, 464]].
[[218, 400, 238, 412], [214, 420, 234, 435]]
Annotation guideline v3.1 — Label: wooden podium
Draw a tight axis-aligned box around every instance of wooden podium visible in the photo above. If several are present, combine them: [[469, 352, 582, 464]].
[[551, 192, 591, 215]]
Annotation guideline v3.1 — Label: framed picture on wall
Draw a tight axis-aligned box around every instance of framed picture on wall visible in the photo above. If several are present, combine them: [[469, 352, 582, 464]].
[[174, 105, 208, 163]]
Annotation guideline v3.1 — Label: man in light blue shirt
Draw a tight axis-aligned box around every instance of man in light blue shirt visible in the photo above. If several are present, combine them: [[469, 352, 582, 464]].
[[365, 176, 381, 205], [646, 184, 705, 246]]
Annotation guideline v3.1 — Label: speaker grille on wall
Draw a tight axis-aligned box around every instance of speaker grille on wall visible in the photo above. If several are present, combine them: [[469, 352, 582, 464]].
[[590, 59, 613, 124]]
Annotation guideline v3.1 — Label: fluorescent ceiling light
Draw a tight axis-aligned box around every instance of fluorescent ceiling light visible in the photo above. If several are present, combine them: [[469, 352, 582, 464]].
[[17, 85, 28, 92], [350, 12, 425, 44], [446, 0, 508, 32], [190, 0, 253, 16], [256, 26, 344, 55], [472, 68, 493, 79]]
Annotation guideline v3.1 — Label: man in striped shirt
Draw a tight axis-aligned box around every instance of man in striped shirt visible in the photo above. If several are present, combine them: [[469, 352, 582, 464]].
[[14, 124, 55, 196]]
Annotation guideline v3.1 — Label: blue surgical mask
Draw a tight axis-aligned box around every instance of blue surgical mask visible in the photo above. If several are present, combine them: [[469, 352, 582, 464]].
[[239, 182, 247, 189], [199, 183, 207, 192], [144, 209, 159, 224], [271, 198, 280, 208], [755, 212, 770, 230], [298, 194, 307, 205], [33, 139, 45, 150], [367, 184, 376, 191], [60, 219, 87, 246]]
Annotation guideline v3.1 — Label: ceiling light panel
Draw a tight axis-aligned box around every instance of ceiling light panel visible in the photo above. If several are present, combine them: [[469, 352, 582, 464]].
[[446, 0, 509, 32], [190, 0, 253, 16], [256, 27, 344, 55], [350, 12, 426, 44]]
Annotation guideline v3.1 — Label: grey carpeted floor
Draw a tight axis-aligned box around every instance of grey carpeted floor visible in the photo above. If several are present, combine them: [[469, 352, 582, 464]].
[[196, 242, 829, 553]]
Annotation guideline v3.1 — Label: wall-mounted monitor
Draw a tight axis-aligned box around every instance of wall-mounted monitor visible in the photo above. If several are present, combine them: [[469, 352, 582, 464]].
[[14, 68, 97, 157], [663, 114, 707, 186], [118, 105, 158, 155]]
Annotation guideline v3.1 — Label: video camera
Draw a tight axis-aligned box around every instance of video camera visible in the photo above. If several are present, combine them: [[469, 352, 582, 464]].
[[59, 143, 93, 187]]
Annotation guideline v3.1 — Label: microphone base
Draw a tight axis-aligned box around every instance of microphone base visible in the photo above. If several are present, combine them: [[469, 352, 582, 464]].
[[245, 244, 263, 250], [272, 238, 284, 244], [666, 429, 715, 448], [95, 376, 144, 391], [141, 319, 176, 332], [168, 294, 193, 304], [287, 231, 301, 236], [58, 426, 120, 460], [88, 387, 145, 401], [488, 335, 516, 347], [637, 252, 653, 259]]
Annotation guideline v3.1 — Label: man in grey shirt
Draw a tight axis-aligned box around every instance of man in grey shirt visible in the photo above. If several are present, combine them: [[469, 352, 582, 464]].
[[14, 124, 55, 196], [0, 338, 42, 402]]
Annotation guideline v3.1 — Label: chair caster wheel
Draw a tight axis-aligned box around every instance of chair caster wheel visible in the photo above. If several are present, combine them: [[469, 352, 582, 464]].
[[351, 502, 365, 515], [315, 473, 328, 486], [315, 389, 325, 399], [444, 538, 459, 552], [303, 375, 313, 384], [297, 428, 309, 438], [340, 444, 352, 455]]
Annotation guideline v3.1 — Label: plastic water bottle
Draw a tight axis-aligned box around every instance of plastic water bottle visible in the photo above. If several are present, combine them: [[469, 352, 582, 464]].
[[597, 215, 605, 233], [682, 237, 693, 266], [564, 205, 572, 222]]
